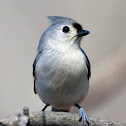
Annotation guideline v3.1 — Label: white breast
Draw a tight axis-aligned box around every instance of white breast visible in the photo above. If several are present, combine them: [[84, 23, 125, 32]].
[[36, 47, 89, 109]]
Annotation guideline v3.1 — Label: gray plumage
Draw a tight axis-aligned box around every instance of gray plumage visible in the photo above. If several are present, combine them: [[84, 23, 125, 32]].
[[47, 16, 76, 25], [33, 16, 91, 110]]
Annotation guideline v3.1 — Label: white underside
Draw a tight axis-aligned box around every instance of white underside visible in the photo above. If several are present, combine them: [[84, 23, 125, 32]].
[[35, 47, 89, 110]]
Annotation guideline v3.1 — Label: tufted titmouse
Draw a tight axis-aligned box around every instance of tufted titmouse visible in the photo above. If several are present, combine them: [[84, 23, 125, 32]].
[[33, 16, 91, 126]]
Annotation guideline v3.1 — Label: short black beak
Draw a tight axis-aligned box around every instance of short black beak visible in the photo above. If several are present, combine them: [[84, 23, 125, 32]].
[[77, 30, 90, 37]]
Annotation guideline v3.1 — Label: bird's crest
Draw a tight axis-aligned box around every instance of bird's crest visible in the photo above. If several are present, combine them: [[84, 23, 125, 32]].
[[47, 16, 76, 25]]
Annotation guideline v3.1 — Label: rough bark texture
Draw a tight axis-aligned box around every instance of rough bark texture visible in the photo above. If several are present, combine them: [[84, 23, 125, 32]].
[[0, 111, 126, 126]]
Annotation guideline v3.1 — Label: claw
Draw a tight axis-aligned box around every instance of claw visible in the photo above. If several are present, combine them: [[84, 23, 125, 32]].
[[79, 108, 89, 126]]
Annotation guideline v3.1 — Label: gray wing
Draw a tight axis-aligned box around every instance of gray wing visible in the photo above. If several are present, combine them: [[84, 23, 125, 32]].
[[80, 48, 91, 80], [33, 52, 41, 94]]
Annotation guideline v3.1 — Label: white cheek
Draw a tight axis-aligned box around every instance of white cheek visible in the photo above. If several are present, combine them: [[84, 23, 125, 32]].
[[68, 28, 77, 38]]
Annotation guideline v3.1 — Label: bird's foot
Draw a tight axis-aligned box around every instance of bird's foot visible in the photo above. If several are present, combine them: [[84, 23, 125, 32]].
[[79, 108, 89, 126]]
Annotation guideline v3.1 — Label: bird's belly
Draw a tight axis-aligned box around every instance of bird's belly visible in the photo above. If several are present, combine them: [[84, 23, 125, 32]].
[[36, 51, 89, 109], [36, 71, 89, 109]]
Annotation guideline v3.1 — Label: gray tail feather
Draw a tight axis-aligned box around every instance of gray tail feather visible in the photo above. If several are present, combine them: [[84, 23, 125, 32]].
[[52, 107, 70, 112]]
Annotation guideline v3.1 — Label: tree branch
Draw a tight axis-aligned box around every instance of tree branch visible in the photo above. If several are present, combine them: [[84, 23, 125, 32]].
[[0, 110, 125, 126]]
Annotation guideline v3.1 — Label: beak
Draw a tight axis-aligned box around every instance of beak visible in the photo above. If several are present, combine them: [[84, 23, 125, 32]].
[[77, 30, 90, 37]]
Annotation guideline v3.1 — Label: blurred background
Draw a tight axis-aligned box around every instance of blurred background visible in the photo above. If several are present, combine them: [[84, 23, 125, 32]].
[[0, 0, 126, 123]]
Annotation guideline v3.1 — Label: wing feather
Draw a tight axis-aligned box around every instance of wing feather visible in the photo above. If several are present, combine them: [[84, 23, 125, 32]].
[[33, 52, 41, 94], [80, 48, 91, 80]]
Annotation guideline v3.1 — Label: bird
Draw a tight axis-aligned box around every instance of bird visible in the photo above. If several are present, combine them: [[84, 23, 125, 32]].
[[33, 16, 91, 126]]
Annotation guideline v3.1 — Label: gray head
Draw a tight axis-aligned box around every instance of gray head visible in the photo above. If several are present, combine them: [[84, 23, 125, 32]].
[[38, 16, 89, 51]]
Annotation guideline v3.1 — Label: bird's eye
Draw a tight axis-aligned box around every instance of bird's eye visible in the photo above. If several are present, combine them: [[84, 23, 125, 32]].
[[62, 26, 70, 33]]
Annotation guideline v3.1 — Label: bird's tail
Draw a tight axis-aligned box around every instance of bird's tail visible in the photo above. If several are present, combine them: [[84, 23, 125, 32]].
[[52, 107, 70, 112]]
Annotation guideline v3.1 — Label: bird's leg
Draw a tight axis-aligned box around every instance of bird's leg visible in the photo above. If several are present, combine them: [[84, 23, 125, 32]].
[[75, 104, 89, 126], [42, 104, 50, 111]]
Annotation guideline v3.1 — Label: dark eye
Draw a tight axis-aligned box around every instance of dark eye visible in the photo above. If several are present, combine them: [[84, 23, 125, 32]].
[[62, 26, 70, 33]]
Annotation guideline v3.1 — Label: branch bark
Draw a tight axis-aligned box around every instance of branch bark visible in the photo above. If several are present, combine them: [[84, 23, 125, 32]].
[[0, 111, 126, 126]]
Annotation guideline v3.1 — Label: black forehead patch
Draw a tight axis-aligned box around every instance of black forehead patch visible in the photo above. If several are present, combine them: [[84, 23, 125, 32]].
[[72, 23, 82, 32]]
